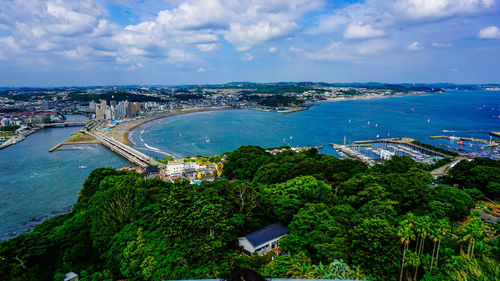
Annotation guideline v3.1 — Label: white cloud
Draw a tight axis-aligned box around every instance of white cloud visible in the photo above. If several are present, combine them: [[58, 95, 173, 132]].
[[406, 41, 424, 51], [268, 46, 277, 53], [196, 67, 206, 72], [225, 21, 299, 51], [241, 53, 254, 61], [394, 0, 495, 21], [305, 41, 347, 60], [289, 46, 303, 52], [315, 0, 496, 36], [431, 42, 453, 48], [344, 23, 385, 39], [356, 39, 392, 55], [166, 49, 198, 63], [196, 43, 217, 52], [478, 26, 500, 39]]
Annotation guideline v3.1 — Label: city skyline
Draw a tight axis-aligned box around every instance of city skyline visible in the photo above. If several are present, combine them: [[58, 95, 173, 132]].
[[0, 0, 499, 86]]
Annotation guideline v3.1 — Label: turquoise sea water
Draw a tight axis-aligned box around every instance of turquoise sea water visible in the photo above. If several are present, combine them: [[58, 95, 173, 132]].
[[130, 90, 500, 159], [1, 91, 499, 240], [0, 115, 129, 240]]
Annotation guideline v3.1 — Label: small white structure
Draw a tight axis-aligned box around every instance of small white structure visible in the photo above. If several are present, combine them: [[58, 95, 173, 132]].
[[238, 223, 288, 254], [64, 272, 78, 281]]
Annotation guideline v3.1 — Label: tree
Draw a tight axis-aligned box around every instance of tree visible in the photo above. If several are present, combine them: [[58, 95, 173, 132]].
[[350, 217, 400, 280], [398, 216, 416, 281], [280, 203, 347, 263], [262, 176, 333, 223]]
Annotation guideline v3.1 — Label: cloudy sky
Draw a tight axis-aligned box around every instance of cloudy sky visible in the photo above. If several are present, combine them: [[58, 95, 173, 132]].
[[0, 0, 499, 86]]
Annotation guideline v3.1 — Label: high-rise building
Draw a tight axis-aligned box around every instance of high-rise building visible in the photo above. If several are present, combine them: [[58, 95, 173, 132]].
[[104, 108, 112, 120], [100, 100, 108, 110], [89, 101, 97, 111], [41, 100, 50, 110], [133, 102, 141, 113], [95, 107, 105, 120]]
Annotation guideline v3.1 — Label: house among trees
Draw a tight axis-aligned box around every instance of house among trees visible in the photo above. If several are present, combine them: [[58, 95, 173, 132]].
[[238, 223, 288, 255], [63, 272, 78, 281]]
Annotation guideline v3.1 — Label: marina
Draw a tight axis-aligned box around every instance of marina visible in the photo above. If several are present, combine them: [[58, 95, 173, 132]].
[[331, 138, 452, 166]]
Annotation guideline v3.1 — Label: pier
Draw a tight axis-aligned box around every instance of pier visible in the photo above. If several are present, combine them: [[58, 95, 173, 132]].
[[330, 137, 453, 166], [353, 138, 451, 158], [430, 135, 491, 144]]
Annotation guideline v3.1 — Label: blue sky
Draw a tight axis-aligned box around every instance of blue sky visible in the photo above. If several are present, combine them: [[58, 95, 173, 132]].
[[0, 0, 499, 86]]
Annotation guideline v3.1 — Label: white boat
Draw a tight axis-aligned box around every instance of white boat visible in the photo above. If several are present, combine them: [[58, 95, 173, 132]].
[[427, 118, 431, 123], [205, 138, 210, 143], [79, 165, 87, 169]]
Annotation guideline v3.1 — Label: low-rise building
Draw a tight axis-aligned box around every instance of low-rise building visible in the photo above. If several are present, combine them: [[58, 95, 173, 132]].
[[238, 223, 288, 255]]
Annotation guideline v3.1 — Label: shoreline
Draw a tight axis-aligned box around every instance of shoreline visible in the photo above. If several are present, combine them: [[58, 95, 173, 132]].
[[110, 106, 233, 145], [316, 92, 436, 103]]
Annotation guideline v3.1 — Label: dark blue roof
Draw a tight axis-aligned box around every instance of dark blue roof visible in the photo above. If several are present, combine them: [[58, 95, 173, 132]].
[[246, 223, 288, 247]]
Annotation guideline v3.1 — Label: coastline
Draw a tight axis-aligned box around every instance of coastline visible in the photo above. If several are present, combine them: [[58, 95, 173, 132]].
[[318, 92, 436, 102], [110, 106, 232, 145]]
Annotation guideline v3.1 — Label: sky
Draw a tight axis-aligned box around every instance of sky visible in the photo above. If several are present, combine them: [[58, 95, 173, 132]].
[[0, 0, 499, 86]]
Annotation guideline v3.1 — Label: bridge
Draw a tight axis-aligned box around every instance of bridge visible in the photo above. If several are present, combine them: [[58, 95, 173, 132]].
[[39, 121, 87, 128], [85, 130, 159, 167]]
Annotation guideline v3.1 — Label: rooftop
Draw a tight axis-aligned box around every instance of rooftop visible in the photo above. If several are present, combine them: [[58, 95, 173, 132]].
[[245, 223, 288, 247]]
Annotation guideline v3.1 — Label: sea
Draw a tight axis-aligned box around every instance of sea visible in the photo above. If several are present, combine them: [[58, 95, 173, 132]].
[[0, 115, 129, 240], [1, 90, 499, 240], [130, 90, 500, 159]]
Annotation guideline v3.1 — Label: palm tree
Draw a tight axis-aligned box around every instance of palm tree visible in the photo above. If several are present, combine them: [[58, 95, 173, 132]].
[[459, 215, 486, 258], [435, 218, 450, 268], [398, 217, 415, 281], [429, 223, 439, 272]]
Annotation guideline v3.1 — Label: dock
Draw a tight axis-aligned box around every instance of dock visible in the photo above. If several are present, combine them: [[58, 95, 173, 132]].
[[490, 132, 500, 138], [430, 135, 491, 144], [353, 137, 451, 158]]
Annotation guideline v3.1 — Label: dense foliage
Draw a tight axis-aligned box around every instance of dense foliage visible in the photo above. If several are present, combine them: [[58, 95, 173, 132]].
[[0, 146, 498, 281], [239, 94, 303, 107], [68, 92, 163, 103], [0, 125, 20, 132], [441, 158, 500, 200]]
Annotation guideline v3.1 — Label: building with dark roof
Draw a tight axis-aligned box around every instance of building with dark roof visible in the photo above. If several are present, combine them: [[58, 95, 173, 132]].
[[238, 223, 288, 254]]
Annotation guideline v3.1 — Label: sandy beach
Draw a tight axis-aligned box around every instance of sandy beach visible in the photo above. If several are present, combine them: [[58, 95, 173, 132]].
[[109, 107, 232, 145]]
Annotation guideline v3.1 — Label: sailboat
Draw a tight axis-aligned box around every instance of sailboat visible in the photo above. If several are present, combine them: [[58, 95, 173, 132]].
[[427, 118, 431, 123]]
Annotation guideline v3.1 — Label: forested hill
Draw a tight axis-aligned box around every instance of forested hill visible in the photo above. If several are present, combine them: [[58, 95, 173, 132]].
[[0, 146, 498, 281]]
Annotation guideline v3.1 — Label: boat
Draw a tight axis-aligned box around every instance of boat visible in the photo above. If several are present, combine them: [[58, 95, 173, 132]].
[[79, 165, 87, 169], [427, 118, 431, 123], [376, 134, 380, 138], [205, 138, 210, 143]]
